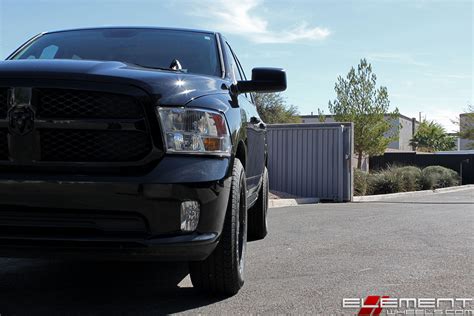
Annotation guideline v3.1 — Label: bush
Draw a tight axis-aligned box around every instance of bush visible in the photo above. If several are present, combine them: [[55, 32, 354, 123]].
[[359, 165, 458, 195], [354, 169, 368, 196], [394, 166, 423, 192], [421, 166, 459, 189], [367, 168, 404, 195]]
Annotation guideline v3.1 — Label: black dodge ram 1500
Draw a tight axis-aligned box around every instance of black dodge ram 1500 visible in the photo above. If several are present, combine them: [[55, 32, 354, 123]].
[[0, 27, 286, 295]]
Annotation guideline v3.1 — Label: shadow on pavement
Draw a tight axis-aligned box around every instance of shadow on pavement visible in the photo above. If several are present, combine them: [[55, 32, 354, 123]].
[[0, 259, 224, 315]]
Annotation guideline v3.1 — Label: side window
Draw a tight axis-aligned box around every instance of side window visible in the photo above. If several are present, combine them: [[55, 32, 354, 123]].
[[234, 53, 247, 81], [226, 43, 253, 101], [225, 43, 242, 82], [234, 55, 256, 103]]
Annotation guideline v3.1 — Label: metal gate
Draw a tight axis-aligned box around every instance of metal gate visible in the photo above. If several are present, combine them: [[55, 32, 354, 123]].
[[267, 123, 353, 202]]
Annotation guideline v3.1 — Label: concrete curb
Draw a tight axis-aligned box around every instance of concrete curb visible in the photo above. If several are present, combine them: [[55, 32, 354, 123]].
[[269, 197, 320, 208], [353, 184, 474, 202]]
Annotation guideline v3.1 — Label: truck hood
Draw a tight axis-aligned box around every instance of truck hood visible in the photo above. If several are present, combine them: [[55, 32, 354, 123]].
[[0, 59, 228, 106]]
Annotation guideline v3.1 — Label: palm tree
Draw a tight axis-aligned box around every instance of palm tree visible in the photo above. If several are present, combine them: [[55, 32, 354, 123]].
[[410, 120, 456, 152]]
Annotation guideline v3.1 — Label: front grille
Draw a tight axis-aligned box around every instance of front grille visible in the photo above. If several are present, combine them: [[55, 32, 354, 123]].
[[0, 130, 8, 160], [41, 130, 151, 162], [0, 88, 7, 118], [0, 87, 155, 169], [36, 88, 144, 119]]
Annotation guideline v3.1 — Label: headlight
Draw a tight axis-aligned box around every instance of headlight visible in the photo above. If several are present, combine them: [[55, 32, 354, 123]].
[[157, 107, 231, 156]]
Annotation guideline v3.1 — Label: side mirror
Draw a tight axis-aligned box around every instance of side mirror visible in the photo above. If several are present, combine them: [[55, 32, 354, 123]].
[[235, 68, 287, 94]]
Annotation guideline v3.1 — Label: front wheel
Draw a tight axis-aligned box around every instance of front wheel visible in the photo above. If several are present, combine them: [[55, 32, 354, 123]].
[[189, 158, 247, 296]]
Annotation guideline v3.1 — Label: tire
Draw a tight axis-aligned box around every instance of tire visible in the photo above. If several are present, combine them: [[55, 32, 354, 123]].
[[248, 167, 268, 241], [189, 158, 247, 296]]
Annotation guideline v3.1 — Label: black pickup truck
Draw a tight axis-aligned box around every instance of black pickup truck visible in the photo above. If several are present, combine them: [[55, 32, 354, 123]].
[[0, 27, 286, 295]]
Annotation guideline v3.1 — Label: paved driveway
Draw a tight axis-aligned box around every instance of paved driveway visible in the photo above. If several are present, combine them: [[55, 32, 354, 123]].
[[0, 188, 472, 315]]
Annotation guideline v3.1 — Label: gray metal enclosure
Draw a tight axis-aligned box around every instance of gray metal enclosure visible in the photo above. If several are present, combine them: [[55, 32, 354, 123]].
[[267, 123, 353, 202]]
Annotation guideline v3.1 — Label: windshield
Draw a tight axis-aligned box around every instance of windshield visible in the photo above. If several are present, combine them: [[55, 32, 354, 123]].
[[11, 28, 222, 77]]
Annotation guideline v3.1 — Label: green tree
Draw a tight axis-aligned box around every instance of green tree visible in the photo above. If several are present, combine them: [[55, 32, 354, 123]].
[[254, 93, 301, 124], [328, 58, 399, 168], [410, 120, 456, 152]]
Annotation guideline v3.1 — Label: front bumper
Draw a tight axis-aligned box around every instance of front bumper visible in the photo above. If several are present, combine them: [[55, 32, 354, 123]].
[[0, 156, 232, 261]]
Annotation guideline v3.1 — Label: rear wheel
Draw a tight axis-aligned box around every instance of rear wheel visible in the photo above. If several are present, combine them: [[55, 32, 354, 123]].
[[248, 167, 268, 241], [189, 158, 247, 296]]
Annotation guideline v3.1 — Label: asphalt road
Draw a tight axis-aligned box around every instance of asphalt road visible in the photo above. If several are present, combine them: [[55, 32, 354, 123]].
[[0, 188, 472, 315]]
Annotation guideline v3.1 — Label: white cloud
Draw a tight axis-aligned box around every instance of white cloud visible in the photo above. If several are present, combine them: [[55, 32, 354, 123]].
[[188, 0, 330, 44], [368, 53, 428, 67]]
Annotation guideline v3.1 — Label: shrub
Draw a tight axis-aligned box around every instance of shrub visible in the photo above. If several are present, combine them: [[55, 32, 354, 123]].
[[354, 169, 368, 196], [420, 173, 435, 190], [421, 166, 459, 189], [367, 168, 404, 195], [394, 166, 423, 192], [357, 165, 459, 195]]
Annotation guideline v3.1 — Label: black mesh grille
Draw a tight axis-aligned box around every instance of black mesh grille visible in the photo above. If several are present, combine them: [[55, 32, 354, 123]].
[[0, 130, 8, 160], [36, 89, 144, 119], [40, 130, 151, 162], [0, 88, 8, 118], [0, 87, 155, 168]]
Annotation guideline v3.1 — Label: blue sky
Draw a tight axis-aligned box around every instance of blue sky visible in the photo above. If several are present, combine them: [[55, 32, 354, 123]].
[[0, 0, 472, 131]]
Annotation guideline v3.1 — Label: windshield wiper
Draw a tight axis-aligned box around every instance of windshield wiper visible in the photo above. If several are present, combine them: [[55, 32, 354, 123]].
[[126, 60, 187, 73]]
